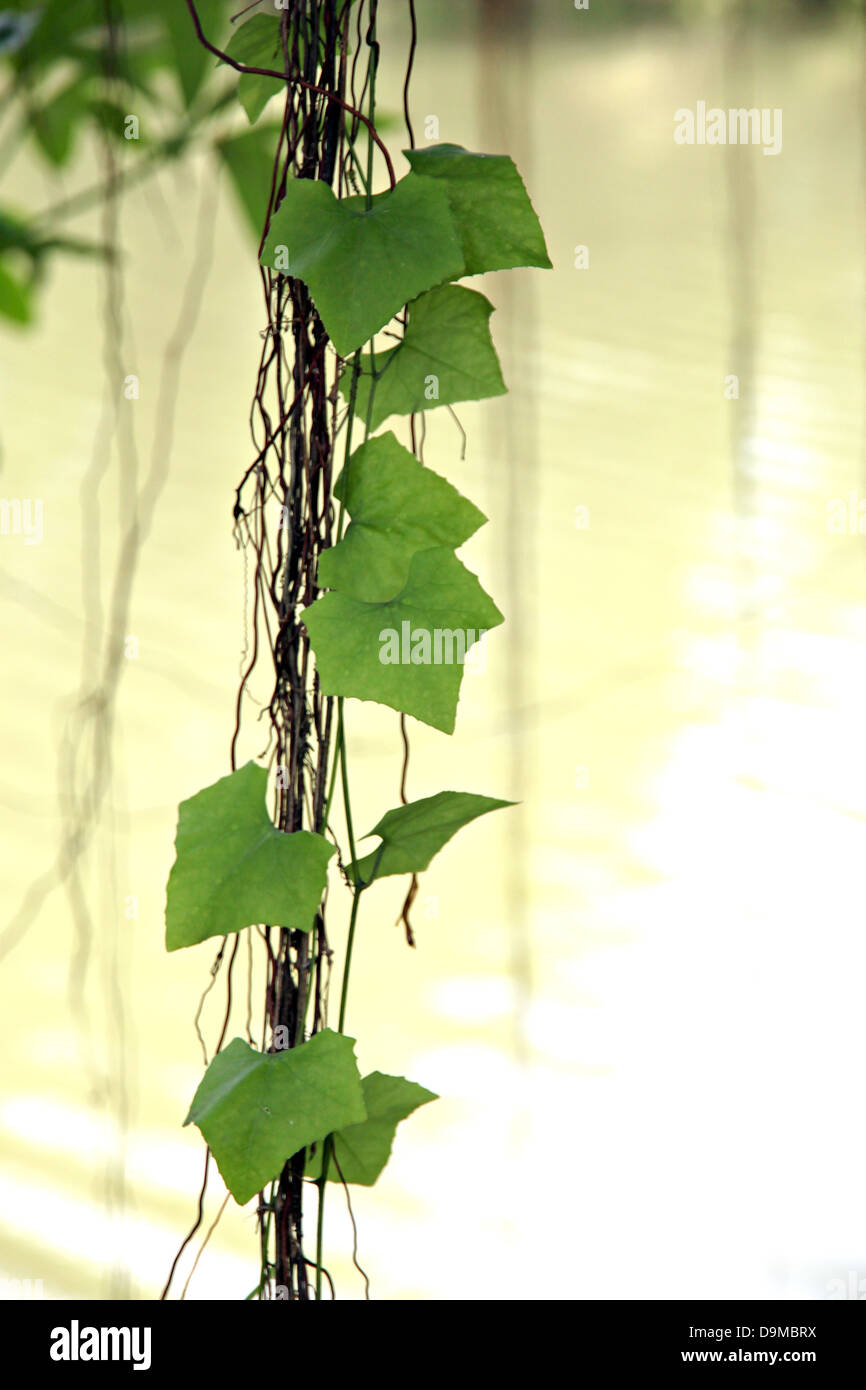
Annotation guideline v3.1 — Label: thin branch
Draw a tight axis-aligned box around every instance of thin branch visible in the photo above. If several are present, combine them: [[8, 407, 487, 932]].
[[180, 1195, 231, 1300]]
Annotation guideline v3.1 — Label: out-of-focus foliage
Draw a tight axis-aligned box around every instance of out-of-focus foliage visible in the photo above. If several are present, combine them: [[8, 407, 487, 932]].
[[0, 0, 273, 325]]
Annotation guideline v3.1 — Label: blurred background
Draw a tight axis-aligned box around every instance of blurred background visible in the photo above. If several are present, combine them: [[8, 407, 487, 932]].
[[1, 0, 865, 1300]]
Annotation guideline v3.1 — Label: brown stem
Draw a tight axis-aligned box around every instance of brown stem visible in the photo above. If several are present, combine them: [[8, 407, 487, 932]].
[[183, 0, 395, 186]]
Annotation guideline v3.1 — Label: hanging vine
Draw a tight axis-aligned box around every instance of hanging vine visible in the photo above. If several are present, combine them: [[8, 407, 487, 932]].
[[160, 0, 551, 1301]]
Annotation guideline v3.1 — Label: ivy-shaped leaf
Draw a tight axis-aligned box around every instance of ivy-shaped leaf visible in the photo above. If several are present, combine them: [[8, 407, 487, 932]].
[[224, 13, 282, 125], [218, 125, 283, 239], [406, 142, 551, 275], [344, 284, 506, 431], [306, 1072, 437, 1186], [185, 1031, 367, 1205], [349, 790, 514, 885], [260, 173, 464, 356], [165, 761, 335, 951], [303, 547, 502, 733], [318, 431, 486, 603]]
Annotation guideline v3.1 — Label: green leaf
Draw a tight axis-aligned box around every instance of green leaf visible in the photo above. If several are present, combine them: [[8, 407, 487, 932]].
[[260, 173, 464, 356], [223, 1, 355, 121], [303, 547, 502, 733], [318, 431, 486, 603], [346, 283, 506, 431], [218, 125, 282, 239], [0, 261, 32, 324], [306, 1072, 437, 1186], [406, 142, 551, 276], [29, 80, 90, 167], [165, 761, 334, 951], [162, 0, 225, 108], [349, 790, 514, 885], [185, 1031, 367, 1205], [0, 210, 41, 257], [235, 72, 277, 126], [224, 13, 281, 124], [87, 98, 149, 147]]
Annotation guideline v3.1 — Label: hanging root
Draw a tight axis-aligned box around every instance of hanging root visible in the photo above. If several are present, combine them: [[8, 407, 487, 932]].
[[397, 875, 419, 949]]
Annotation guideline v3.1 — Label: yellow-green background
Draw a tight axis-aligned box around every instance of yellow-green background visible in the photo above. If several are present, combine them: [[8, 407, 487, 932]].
[[1, 4, 864, 1299]]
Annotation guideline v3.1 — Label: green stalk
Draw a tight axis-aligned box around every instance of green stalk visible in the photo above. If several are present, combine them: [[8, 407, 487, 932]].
[[316, 3, 381, 1299], [315, 720, 359, 1297], [314, 1135, 332, 1299]]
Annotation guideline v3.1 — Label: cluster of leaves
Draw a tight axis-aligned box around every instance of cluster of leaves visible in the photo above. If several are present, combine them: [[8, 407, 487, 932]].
[[160, 6, 550, 1214], [165, 763, 511, 1201], [184, 1032, 437, 1204], [0, 2, 368, 325], [263, 142, 550, 734], [304, 432, 503, 733]]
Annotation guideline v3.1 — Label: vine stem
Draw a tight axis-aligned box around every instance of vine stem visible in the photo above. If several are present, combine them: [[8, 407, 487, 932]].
[[315, 350, 380, 1294], [316, 0, 381, 1299], [182, 0, 396, 187], [315, 308, 380, 1290], [337, 725, 362, 1030], [316, 717, 359, 1298]]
